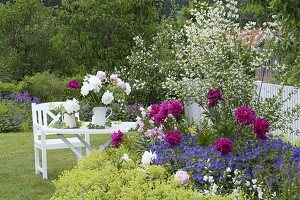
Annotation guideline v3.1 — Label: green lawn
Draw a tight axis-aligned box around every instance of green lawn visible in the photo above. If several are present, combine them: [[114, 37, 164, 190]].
[[0, 132, 111, 200]]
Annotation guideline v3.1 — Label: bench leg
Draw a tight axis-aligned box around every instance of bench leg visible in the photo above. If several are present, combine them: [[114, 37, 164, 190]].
[[41, 148, 48, 179], [34, 147, 40, 175]]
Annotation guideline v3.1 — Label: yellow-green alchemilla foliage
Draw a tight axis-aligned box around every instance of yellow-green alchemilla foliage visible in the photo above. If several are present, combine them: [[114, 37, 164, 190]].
[[51, 149, 231, 200]]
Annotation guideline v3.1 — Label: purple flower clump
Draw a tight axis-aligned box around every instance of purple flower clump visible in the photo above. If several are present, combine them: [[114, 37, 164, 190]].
[[234, 106, 256, 125], [4, 91, 40, 103], [151, 135, 299, 188]]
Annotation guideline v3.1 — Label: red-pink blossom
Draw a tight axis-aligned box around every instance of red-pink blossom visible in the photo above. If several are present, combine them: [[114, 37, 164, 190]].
[[207, 89, 223, 101], [165, 130, 182, 147], [111, 130, 124, 148], [215, 137, 233, 155], [68, 79, 81, 89], [234, 106, 256, 125], [148, 104, 160, 118], [253, 118, 270, 140]]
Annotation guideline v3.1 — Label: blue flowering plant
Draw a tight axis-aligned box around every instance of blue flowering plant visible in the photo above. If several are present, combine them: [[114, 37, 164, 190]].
[[0, 91, 40, 132]]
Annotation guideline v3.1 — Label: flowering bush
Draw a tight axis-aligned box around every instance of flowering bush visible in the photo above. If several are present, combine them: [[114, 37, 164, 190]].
[[80, 71, 131, 107], [134, 100, 189, 151]]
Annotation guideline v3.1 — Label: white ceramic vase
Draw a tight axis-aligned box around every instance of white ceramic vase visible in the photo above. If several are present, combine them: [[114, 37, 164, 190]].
[[92, 107, 112, 126], [63, 113, 76, 128]]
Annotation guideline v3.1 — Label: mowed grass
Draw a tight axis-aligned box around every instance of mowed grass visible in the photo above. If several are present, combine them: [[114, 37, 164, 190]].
[[0, 132, 111, 200]]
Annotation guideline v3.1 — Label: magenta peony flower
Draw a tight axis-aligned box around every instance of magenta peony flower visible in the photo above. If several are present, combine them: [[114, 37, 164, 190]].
[[68, 79, 81, 89], [208, 101, 216, 108], [215, 137, 233, 155], [111, 130, 124, 148], [253, 118, 270, 140], [148, 104, 161, 118], [174, 170, 190, 186], [168, 100, 184, 116], [165, 130, 182, 147], [154, 111, 166, 124], [160, 100, 184, 116], [234, 106, 256, 125], [207, 89, 223, 101]]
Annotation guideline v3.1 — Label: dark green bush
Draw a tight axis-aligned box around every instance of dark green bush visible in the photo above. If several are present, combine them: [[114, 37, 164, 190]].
[[0, 0, 68, 81], [20, 72, 68, 102]]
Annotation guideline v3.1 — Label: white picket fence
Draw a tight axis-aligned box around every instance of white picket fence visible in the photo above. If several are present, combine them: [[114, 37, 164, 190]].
[[184, 81, 300, 141]]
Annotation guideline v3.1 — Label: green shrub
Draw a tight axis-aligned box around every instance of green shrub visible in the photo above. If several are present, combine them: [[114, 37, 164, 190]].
[[52, 149, 230, 200], [0, 81, 23, 95], [20, 72, 68, 102]]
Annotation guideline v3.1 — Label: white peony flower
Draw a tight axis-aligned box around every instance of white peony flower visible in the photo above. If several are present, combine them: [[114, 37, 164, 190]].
[[64, 98, 80, 114], [141, 150, 157, 165], [88, 75, 102, 92], [125, 83, 131, 95], [101, 90, 114, 105], [122, 154, 131, 161], [81, 82, 92, 96]]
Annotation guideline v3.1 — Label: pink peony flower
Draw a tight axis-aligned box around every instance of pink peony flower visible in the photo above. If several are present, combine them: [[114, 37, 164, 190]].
[[234, 106, 256, 125], [67, 79, 81, 89], [207, 89, 223, 101], [215, 137, 233, 155], [208, 101, 216, 108], [253, 118, 270, 140], [117, 79, 126, 89], [154, 111, 166, 124], [96, 71, 106, 81], [110, 74, 118, 81], [165, 130, 182, 147], [166, 100, 184, 116], [174, 170, 190, 186], [148, 104, 161, 118], [111, 130, 124, 148]]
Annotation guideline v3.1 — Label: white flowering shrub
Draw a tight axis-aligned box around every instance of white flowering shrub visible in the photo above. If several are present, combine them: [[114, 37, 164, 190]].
[[120, 23, 179, 104], [164, 0, 282, 111]]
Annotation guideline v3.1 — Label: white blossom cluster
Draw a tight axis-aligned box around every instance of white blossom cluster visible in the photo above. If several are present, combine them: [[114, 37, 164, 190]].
[[163, 0, 284, 111]]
